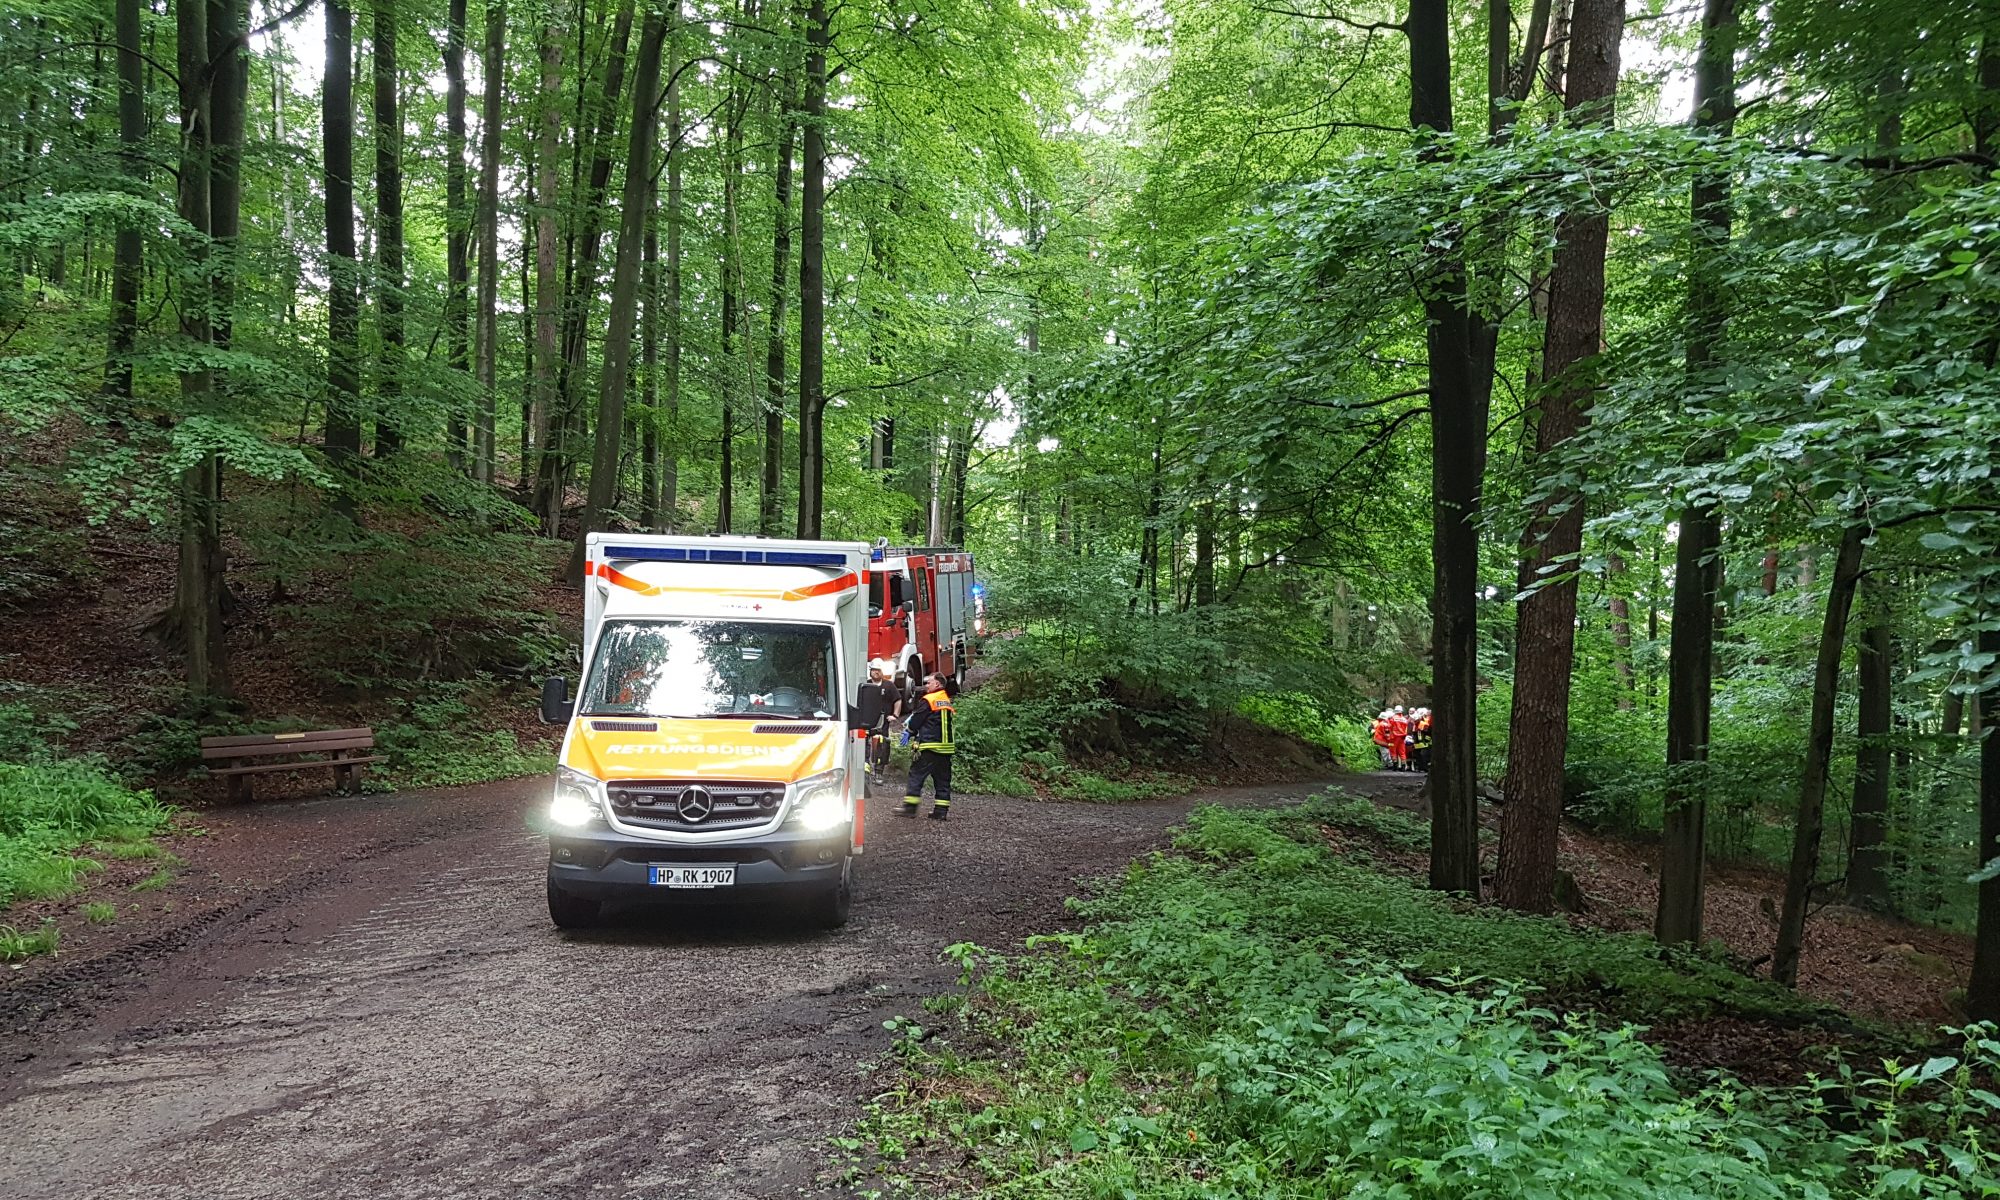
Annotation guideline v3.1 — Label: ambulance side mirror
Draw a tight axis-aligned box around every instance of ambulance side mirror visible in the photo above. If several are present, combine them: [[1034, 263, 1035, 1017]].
[[900, 600, 915, 614], [539, 676, 573, 725]]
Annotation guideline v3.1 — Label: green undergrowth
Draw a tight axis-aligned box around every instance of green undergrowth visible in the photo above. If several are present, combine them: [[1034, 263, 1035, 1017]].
[[848, 799, 2000, 1198], [1237, 692, 1380, 771], [374, 688, 557, 790], [0, 757, 173, 914]]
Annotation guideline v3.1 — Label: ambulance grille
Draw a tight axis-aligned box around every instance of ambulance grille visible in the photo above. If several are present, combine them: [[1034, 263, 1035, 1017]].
[[751, 723, 820, 735], [590, 720, 659, 732], [608, 780, 783, 832]]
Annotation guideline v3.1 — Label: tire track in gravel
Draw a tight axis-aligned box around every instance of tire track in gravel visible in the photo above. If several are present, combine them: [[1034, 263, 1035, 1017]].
[[0, 776, 1330, 1200]]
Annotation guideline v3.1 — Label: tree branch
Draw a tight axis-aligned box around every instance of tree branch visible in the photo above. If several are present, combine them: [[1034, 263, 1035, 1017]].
[[1249, 4, 1405, 33]]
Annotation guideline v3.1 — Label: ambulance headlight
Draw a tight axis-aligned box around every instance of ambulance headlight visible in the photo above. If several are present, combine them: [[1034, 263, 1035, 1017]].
[[549, 767, 602, 828], [788, 768, 848, 832]]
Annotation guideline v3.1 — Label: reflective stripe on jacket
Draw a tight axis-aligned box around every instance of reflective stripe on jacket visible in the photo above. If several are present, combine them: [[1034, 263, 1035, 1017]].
[[909, 688, 956, 754]]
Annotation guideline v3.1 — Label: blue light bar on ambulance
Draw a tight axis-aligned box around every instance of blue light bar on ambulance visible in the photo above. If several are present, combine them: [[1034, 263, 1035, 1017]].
[[601, 545, 854, 568]]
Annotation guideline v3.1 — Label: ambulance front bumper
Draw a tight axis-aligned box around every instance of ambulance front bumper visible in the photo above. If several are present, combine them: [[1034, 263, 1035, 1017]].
[[546, 824, 851, 900]]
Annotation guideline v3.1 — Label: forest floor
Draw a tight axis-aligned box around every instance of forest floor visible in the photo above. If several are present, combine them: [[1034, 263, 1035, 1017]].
[[1339, 771, 1970, 1049]]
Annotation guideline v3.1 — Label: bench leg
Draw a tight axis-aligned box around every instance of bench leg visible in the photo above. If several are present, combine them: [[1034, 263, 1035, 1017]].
[[226, 773, 249, 804]]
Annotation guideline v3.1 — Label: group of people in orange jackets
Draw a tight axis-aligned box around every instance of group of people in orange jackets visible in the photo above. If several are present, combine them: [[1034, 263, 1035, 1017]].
[[1371, 705, 1432, 772]]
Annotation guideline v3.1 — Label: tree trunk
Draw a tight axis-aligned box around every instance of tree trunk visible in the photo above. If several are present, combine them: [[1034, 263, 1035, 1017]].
[[640, 208, 661, 530], [566, 11, 667, 583], [1410, 0, 1482, 896], [371, 0, 405, 457], [105, 0, 144, 402], [1771, 522, 1867, 987], [947, 415, 971, 546], [473, 0, 504, 484], [445, 0, 470, 472], [1847, 582, 1894, 911], [1967, 626, 2000, 1021], [1494, 0, 1623, 915], [539, 0, 637, 530], [531, 23, 565, 532], [325, 0, 364, 477], [206, 0, 247, 353], [1607, 553, 1637, 704], [170, 0, 229, 699], [761, 108, 797, 537], [717, 77, 746, 536], [795, 0, 828, 539], [660, 16, 681, 530], [1655, 0, 1736, 947]]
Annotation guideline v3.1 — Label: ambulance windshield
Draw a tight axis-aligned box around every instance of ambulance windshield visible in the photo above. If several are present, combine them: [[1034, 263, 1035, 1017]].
[[580, 619, 838, 720]]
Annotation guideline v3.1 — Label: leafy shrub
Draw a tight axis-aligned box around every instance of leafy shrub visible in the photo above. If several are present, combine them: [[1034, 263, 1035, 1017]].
[[1238, 692, 1379, 769], [375, 686, 556, 790], [0, 758, 171, 906], [861, 800, 2000, 1199], [1314, 789, 1429, 850]]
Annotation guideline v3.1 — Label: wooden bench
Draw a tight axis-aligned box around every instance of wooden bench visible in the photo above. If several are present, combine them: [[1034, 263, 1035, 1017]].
[[200, 728, 386, 802]]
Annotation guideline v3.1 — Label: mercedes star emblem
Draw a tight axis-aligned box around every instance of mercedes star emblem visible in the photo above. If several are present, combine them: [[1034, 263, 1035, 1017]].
[[676, 785, 714, 823]]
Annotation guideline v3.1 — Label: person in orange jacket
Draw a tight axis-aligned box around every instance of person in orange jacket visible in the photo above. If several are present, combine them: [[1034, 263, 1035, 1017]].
[[1386, 706, 1410, 771], [1371, 710, 1394, 769]]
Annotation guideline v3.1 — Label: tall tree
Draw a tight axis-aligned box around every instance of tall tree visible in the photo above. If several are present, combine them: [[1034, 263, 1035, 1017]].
[[640, 206, 662, 529], [1655, 0, 1738, 946], [445, 0, 471, 472], [761, 98, 797, 537], [168, 0, 230, 698], [795, 0, 829, 538], [1847, 579, 1894, 910], [325, 0, 365, 481], [568, 9, 667, 582], [472, 0, 505, 484], [1970, 626, 2000, 1021], [717, 68, 747, 536], [1772, 522, 1869, 986], [658, 12, 682, 532], [105, 0, 144, 403], [531, 21, 565, 530], [1407, 0, 1481, 895], [1495, 0, 1625, 914], [372, 0, 405, 456], [539, 0, 638, 532]]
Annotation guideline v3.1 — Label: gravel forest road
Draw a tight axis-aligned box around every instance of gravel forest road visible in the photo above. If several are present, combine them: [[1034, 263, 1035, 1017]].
[[0, 775, 1326, 1200]]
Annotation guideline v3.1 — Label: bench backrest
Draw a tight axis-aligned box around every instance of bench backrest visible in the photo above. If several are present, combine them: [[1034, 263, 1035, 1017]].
[[199, 728, 376, 761]]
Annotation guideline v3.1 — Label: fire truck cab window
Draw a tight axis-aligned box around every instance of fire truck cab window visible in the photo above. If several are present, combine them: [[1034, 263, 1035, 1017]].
[[870, 573, 910, 619], [915, 568, 931, 612]]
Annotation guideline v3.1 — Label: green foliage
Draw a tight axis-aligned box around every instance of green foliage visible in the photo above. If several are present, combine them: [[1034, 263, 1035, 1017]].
[[0, 758, 172, 908], [82, 901, 116, 924], [0, 921, 60, 962], [1313, 789, 1430, 852], [375, 687, 557, 790], [275, 530, 570, 692], [1238, 693, 1378, 770], [859, 801, 2000, 1198]]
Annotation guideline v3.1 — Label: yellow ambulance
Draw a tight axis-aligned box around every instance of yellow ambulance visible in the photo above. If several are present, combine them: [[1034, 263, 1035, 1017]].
[[538, 533, 873, 928]]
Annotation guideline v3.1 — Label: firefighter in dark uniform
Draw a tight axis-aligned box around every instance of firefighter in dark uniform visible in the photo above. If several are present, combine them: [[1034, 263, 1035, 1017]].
[[901, 672, 956, 820]]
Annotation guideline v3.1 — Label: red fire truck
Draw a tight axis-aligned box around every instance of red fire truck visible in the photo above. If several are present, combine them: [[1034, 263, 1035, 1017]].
[[866, 544, 982, 685]]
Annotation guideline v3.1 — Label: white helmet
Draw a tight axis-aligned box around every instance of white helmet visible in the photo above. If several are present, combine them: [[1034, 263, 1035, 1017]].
[[867, 657, 897, 676], [1393, 705, 1405, 715]]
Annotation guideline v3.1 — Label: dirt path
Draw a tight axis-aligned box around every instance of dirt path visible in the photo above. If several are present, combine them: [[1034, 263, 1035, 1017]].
[[0, 775, 1332, 1200]]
